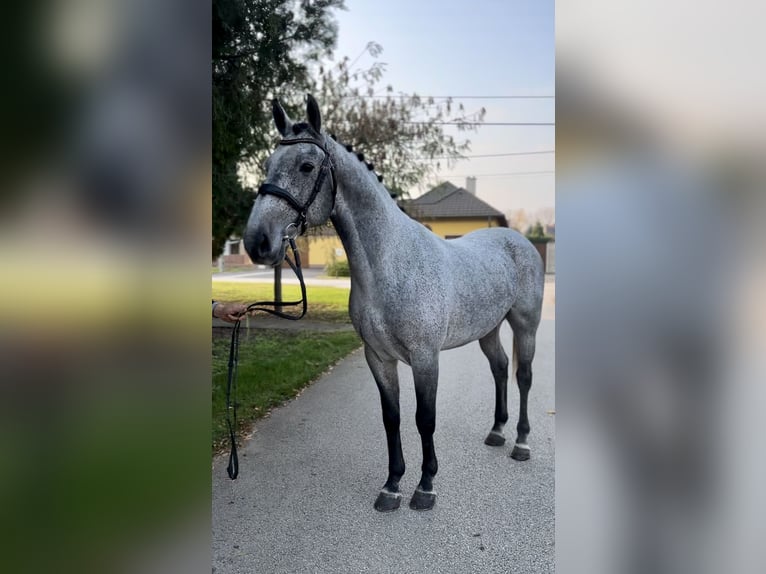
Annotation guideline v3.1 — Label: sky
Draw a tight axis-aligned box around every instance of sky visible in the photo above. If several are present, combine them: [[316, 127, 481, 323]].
[[329, 0, 555, 217]]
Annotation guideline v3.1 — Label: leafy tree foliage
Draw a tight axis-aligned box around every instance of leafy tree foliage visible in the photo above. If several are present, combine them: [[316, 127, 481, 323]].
[[212, 0, 344, 256], [214, 20, 484, 255], [525, 220, 550, 241], [308, 42, 485, 196]]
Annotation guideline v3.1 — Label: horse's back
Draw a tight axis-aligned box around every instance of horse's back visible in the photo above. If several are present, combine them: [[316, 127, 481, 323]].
[[446, 227, 543, 291]]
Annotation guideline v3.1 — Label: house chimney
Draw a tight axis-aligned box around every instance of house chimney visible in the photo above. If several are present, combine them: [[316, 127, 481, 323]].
[[465, 176, 476, 195]]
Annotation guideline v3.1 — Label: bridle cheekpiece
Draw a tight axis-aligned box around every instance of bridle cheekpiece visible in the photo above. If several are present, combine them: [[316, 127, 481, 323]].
[[256, 136, 337, 236]]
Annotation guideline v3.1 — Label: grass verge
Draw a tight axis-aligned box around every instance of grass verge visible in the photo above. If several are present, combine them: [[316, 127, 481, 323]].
[[212, 281, 350, 322], [212, 328, 361, 450]]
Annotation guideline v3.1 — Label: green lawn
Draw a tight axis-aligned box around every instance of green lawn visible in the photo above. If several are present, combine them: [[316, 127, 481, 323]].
[[212, 328, 361, 450], [212, 281, 350, 322]]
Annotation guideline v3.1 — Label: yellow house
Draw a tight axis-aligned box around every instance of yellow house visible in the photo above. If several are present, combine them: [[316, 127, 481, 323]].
[[302, 180, 507, 268], [306, 225, 346, 268], [217, 228, 342, 269], [404, 181, 508, 238]]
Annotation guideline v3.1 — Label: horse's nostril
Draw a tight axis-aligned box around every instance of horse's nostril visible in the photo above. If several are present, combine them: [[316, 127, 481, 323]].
[[245, 231, 272, 261], [258, 233, 271, 257], [257, 233, 271, 258]]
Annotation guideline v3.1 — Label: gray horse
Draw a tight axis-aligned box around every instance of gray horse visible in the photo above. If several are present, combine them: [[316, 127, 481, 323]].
[[244, 95, 544, 512]]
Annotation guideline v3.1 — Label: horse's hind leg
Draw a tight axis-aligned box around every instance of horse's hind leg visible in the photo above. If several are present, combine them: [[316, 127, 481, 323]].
[[365, 345, 405, 512], [479, 325, 510, 446], [507, 306, 540, 461]]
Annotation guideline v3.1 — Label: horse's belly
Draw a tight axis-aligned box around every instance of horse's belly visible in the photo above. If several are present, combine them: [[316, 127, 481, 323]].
[[442, 307, 509, 350], [441, 277, 515, 349]]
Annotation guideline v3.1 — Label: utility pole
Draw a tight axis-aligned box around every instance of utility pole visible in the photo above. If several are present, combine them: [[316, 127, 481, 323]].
[[274, 265, 282, 313]]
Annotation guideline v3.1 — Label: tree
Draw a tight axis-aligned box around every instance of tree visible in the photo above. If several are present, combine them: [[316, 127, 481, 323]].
[[508, 208, 530, 232], [212, 0, 345, 256], [525, 220, 549, 241], [306, 43, 485, 195], [532, 206, 555, 227]]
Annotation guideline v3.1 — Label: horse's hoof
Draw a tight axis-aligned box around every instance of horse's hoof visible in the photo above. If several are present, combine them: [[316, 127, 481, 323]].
[[374, 490, 402, 512], [510, 444, 531, 461], [409, 488, 436, 511], [484, 431, 506, 446]]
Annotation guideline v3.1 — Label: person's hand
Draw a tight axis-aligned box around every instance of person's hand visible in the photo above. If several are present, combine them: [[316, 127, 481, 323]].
[[213, 302, 248, 323]]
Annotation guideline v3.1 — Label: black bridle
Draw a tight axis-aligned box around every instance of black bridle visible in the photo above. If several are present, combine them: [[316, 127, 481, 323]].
[[257, 137, 337, 235], [224, 136, 336, 480]]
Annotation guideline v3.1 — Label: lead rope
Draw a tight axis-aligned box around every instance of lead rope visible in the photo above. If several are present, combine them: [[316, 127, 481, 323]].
[[225, 237, 307, 479]]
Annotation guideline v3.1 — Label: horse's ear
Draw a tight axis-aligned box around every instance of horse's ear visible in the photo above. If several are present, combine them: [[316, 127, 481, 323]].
[[306, 94, 321, 134], [272, 99, 291, 136]]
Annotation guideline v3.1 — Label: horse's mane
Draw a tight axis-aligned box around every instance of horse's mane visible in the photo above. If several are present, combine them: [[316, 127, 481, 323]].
[[289, 123, 386, 186], [289, 122, 406, 210]]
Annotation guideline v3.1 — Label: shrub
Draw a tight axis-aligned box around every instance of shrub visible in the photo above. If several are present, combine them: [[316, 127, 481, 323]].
[[325, 257, 350, 277], [525, 220, 552, 243]]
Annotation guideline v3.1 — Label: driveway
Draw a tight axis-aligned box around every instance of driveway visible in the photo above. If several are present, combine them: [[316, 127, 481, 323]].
[[212, 318, 555, 573]]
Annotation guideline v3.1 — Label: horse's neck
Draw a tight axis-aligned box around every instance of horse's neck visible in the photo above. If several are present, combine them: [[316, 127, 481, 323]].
[[326, 140, 414, 284]]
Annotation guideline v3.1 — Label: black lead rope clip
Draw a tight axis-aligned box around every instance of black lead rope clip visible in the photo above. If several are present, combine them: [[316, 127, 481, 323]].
[[225, 238, 307, 480]]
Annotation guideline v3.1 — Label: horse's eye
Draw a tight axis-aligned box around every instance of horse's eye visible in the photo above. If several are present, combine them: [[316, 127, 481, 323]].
[[300, 163, 315, 173]]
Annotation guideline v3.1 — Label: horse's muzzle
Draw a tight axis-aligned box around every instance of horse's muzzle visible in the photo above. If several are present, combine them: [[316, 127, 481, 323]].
[[244, 229, 285, 266]]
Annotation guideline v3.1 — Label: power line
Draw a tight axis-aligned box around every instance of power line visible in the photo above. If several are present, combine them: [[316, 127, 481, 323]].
[[442, 170, 555, 178], [340, 94, 555, 99], [405, 122, 554, 126], [418, 150, 555, 160]]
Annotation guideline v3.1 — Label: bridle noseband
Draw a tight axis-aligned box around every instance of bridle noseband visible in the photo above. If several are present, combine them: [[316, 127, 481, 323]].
[[257, 137, 337, 235]]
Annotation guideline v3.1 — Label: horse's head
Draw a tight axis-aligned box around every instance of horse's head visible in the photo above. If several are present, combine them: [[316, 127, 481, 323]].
[[244, 95, 336, 266]]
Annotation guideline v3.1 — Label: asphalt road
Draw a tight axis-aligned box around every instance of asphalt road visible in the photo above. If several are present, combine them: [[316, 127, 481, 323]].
[[213, 267, 352, 289], [212, 319, 554, 574]]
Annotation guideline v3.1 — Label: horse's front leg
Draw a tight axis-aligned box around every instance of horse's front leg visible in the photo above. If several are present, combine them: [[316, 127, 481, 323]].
[[410, 353, 439, 511], [364, 345, 405, 512]]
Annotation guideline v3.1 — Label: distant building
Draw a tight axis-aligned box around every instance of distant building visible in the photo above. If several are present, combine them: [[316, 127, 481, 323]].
[[403, 180, 508, 238], [216, 235, 311, 268], [216, 178, 509, 269], [218, 236, 248, 266], [305, 225, 344, 268], [283, 179, 509, 267]]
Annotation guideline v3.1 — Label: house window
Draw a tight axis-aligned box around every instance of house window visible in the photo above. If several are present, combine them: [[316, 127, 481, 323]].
[[228, 241, 240, 255]]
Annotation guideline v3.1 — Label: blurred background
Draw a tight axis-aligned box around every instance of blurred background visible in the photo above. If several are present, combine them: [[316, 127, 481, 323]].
[[1, 0, 764, 572], [556, 2, 765, 573], [0, 1, 211, 572]]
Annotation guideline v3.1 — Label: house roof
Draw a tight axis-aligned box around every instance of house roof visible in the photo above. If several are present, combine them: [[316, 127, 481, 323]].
[[405, 182, 507, 224]]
